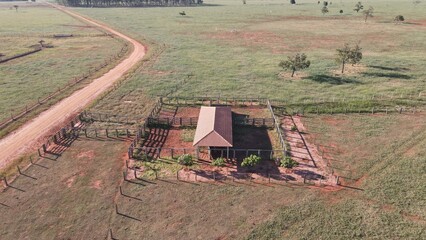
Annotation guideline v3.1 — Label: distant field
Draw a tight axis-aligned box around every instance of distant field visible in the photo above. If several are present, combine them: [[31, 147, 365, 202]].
[[1, 1, 425, 239], [74, 0, 426, 117], [0, 2, 123, 123]]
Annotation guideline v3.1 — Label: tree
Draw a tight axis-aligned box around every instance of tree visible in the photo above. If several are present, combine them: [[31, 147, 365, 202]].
[[13, 5, 19, 12], [340, 9, 343, 15], [279, 53, 311, 77], [290, 0, 296, 4], [280, 156, 299, 168], [362, 6, 374, 22], [241, 155, 261, 168], [321, 6, 329, 15], [394, 15, 405, 23], [353, 1, 363, 13], [335, 43, 362, 73], [177, 154, 193, 166], [323, 1, 328, 6], [38, 40, 45, 48]]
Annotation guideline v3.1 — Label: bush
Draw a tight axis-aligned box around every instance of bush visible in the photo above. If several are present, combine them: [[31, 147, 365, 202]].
[[241, 154, 261, 167], [211, 157, 226, 167], [177, 154, 194, 166], [290, 0, 296, 4], [280, 156, 299, 168], [394, 15, 405, 22], [291, 125, 298, 131]]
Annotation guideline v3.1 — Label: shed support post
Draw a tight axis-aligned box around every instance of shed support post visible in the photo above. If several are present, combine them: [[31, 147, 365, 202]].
[[227, 147, 229, 160], [196, 147, 200, 160]]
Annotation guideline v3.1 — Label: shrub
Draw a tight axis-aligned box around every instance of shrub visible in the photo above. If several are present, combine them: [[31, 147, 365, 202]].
[[241, 154, 261, 167], [177, 154, 194, 166], [340, 10, 344, 14], [291, 125, 298, 131], [211, 157, 226, 167], [394, 15, 405, 22], [280, 156, 299, 168], [290, 0, 296, 4]]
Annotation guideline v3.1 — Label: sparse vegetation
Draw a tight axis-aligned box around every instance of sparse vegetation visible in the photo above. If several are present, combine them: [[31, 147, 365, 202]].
[[241, 154, 261, 167], [394, 15, 405, 23], [335, 43, 362, 73], [321, 6, 329, 15], [363, 6, 374, 22], [354, 1, 364, 13], [279, 53, 310, 77], [177, 154, 194, 166], [211, 157, 226, 167], [280, 156, 299, 168]]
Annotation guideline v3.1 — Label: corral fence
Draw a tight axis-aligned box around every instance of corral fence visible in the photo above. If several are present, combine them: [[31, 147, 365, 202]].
[[80, 111, 144, 124], [0, 41, 129, 131], [160, 96, 269, 107], [267, 100, 287, 157], [146, 116, 275, 128], [174, 170, 327, 186], [129, 146, 284, 161]]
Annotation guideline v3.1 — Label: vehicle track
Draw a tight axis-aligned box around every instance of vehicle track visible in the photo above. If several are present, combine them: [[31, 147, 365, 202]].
[[0, 4, 146, 168]]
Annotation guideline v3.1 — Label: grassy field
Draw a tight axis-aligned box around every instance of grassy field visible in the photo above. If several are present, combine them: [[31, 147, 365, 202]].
[[0, 2, 123, 123], [247, 113, 426, 239], [1, 112, 424, 239], [73, 0, 426, 117], [1, 0, 425, 239]]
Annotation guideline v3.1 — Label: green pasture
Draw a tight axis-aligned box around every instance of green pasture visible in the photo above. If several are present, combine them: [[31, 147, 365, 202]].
[[73, 0, 426, 116], [0, 2, 123, 123]]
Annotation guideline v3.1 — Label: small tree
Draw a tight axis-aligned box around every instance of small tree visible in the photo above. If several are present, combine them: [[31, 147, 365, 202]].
[[211, 157, 226, 167], [177, 154, 194, 166], [335, 43, 362, 73], [339, 9, 343, 15], [362, 6, 374, 22], [394, 15, 405, 23], [13, 5, 19, 12], [242, 0, 246, 4], [323, 1, 328, 6], [280, 156, 299, 168], [290, 0, 296, 4], [279, 53, 310, 77], [354, 2, 363, 13], [38, 40, 45, 48], [241, 154, 261, 168], [321, 6, 329, 15]]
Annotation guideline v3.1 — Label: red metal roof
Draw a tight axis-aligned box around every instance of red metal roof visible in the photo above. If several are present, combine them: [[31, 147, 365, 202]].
[[193, 106, 233, 147]]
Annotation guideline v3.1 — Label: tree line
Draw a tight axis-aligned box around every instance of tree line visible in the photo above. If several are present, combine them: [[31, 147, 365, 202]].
[[57, 0, 202, 7]]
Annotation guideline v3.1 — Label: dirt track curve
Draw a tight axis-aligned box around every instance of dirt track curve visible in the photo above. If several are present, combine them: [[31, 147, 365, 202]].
[[0, 4, 146, 168]]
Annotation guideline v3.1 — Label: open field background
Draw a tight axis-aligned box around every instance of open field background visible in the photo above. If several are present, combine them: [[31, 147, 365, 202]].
[[74, 0, 426, 117], [0, 113, 424, 239], [0, 0, 425, 239], [0, 2, 123, 125]]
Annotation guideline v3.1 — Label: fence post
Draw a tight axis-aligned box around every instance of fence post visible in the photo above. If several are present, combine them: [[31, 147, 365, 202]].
[[3, 177, 8, 187], [42, 144, 47, 153]]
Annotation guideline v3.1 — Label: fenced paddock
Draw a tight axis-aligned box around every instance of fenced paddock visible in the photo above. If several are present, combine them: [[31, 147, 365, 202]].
[[0, 41, 129, 131], [146, 116, 275, 128]]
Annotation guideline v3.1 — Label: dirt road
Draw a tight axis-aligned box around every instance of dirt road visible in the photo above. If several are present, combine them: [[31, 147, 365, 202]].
[[0, 4, 146, 168]]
